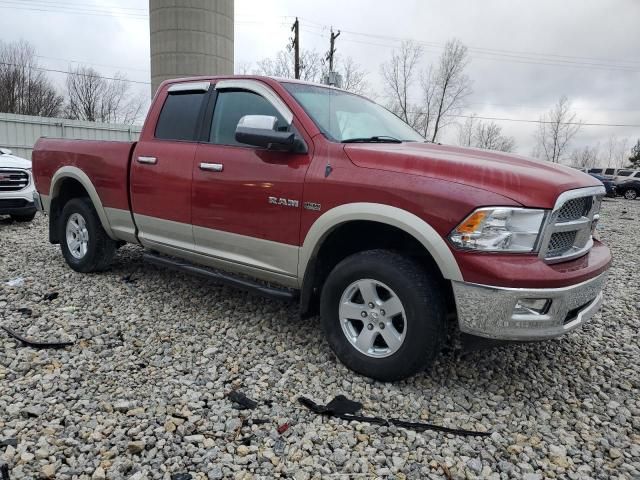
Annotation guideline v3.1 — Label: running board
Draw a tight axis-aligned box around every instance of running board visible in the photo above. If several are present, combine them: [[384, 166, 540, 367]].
[[143, 252, 298, 302]]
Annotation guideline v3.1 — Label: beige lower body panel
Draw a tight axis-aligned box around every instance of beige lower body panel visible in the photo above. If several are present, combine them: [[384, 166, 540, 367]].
[[134, 214, 299, 289], [106, 208, 139, 244]]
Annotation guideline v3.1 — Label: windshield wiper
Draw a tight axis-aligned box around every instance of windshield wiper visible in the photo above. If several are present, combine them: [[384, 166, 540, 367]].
[[342, 135, 403, 144]]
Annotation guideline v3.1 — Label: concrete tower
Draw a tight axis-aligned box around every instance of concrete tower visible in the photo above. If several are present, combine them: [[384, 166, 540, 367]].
[[149, 0, 234, 95]]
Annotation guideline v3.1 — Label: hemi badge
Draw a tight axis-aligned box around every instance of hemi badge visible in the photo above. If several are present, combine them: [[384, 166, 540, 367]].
[[303, 202, 321, 211]]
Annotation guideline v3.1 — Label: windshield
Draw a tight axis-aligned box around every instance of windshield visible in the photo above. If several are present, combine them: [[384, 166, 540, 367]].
[[282, 83, 424, 143]]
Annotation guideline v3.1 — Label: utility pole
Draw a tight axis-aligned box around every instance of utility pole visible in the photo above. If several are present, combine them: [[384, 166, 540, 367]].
[[327, 28, 340, 72], [291, 17, 300, 79]]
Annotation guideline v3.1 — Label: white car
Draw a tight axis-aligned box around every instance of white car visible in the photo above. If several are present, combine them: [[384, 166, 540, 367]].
[[0, 148, 37, 222]]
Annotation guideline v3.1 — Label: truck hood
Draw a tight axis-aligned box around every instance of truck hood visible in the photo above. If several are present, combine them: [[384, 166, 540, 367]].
[[0, 153, 32, 170], [344, 142, 601, 208]]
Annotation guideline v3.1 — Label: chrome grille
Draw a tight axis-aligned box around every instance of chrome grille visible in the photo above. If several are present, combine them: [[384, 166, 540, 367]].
[[0, 169, 29, 192], [538, 186, 605, 264], [547, 231, 578, 258], [557, 197, 592, 222]]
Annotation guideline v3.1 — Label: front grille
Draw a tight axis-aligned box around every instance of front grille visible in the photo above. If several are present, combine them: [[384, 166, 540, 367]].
[[0, 169, 29, 192], [539, 188, 604, 263], [547, 231, 578, 258], [557, 197, 592, 222]]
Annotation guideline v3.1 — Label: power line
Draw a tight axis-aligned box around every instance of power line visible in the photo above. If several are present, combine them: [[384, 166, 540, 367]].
[[0, 2, 147, 20], [35, 55, 150, 74], [409, 112, 640, 128], [0, 61, 151, 85]]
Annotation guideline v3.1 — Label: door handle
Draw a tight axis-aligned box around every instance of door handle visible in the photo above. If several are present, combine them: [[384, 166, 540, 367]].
[[199, 162, 224, 172], [137, 156, 157, 165]]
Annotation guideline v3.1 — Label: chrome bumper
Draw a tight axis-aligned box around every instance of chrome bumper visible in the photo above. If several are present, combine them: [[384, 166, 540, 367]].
[[452, 272, 607, 340]]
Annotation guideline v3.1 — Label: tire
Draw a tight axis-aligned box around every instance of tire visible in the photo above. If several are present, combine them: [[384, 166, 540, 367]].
[[320, 249, 446, 381], [11, 212, 36, 222], [59, 197, 116, 273], [623, 188, 638, 200]]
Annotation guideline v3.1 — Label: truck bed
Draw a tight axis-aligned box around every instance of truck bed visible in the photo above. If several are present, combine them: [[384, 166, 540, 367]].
[[32, 138, 136, 212]]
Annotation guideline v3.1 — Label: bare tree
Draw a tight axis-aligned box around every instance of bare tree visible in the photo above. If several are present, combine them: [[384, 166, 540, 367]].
[[415, 66, 439, 138], [457, 115, 515, 152], [380, 40, 423, 128], [427, 39, 472, 142], [335, 56, 368, 95], [234, 61, 253, 75], [534, 95, 581, 163], [457, 113, 477, 147], [64, 65, 144, 124], [0, 40, 63, 117], [603, 135, 629, 168], [569, 144, 600, 168], [255, 49, 323, 82], [474, 121, 515, 152]]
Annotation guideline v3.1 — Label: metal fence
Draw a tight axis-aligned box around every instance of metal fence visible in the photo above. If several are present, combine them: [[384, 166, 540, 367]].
[[0, 112, 142, 160]]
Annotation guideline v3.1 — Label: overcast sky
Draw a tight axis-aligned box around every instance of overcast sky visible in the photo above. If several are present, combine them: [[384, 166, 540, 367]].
[[1, 0, 639, 157]]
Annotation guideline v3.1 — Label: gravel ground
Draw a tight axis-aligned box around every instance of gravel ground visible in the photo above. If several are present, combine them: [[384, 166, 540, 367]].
[[1, 198, 639, 480]]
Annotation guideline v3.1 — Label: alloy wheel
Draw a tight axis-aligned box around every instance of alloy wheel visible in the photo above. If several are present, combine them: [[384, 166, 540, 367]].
[[66, 213, 89, 259], [339, 278, 407, 358]]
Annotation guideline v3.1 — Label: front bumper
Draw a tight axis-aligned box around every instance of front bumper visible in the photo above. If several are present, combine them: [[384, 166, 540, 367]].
[[452, 272, 607, 340], [0, 198, 36, 216], [0, 174, 36, 216]]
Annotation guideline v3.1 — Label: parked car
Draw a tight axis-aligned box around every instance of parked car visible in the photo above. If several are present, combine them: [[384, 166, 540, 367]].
[[615, 179, 640, 200], [0, 148, 37, 222], [589, 173, 617, 197], [32, 76, 611, 381], [588, 167, 619, 179], [613, 169, 640, 182]]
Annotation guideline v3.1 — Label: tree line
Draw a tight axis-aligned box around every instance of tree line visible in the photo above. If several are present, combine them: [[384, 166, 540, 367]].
[[1, 38, 637, 167], [0, 40, 144, 124]]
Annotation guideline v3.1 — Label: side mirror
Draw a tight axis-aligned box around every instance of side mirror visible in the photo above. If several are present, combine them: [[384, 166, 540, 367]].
[[235, 115, 306, 153]]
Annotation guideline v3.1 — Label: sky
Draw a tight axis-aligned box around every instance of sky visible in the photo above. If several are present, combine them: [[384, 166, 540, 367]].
[[1, 0, 639, 159]]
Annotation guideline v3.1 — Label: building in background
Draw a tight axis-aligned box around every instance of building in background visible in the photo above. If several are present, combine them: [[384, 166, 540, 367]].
[[149, 0, 234, 95]]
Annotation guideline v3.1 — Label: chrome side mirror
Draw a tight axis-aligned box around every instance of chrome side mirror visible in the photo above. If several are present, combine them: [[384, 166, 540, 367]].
[[235, 115, 306, 153]]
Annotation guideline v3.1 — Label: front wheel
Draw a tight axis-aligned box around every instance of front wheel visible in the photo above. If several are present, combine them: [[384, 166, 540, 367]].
[[320, 250, 446, 381], [623, 188, 638, 200], [59, 198, 116, 273]]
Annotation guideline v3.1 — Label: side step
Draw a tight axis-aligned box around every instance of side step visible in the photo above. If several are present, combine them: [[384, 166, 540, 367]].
[[143, 251, 299, 302]]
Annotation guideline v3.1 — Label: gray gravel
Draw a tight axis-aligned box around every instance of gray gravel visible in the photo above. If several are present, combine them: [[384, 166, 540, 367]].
[[1, 198, 639, 480]]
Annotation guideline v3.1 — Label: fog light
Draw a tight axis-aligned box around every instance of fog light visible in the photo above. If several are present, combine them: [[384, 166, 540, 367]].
[[514, 298, 551, 315]]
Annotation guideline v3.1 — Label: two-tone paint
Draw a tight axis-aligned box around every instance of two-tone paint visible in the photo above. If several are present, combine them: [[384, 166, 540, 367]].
[[32, 75, 611, 296]]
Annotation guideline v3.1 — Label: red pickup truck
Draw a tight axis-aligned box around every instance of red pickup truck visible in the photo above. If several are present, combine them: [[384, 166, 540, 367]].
[[32, 76, 611, 381]]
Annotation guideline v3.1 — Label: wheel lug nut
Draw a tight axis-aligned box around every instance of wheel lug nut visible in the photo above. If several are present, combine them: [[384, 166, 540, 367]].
[[379, 322, 385, 329], [368, 302, 374, 308], [380, 309, 386, 316], [367, 323, 374, 330], [361, 311, 367, 318]]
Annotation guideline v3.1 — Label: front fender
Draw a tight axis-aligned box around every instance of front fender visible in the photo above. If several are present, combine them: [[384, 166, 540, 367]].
[[298, 202, 463, 282]]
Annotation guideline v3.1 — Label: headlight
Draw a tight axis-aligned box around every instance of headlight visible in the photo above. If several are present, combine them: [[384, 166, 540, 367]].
[[449, 207, 546, 252]]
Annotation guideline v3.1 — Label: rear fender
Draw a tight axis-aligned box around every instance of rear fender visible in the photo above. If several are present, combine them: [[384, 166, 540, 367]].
[[47, 166, 116, 240]]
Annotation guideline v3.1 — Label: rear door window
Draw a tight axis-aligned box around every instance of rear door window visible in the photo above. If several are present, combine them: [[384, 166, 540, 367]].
[[588, 168, 603, 174], [155, 91, 207, 141], [604, 168, 615, 175]]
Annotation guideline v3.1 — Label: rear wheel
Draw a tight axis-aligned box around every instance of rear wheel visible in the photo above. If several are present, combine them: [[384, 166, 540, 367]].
[[59, 198, 116, 272], [11, 212, 36, 222], [623, 188, 638, 200], [320, 249, 446, 381]]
